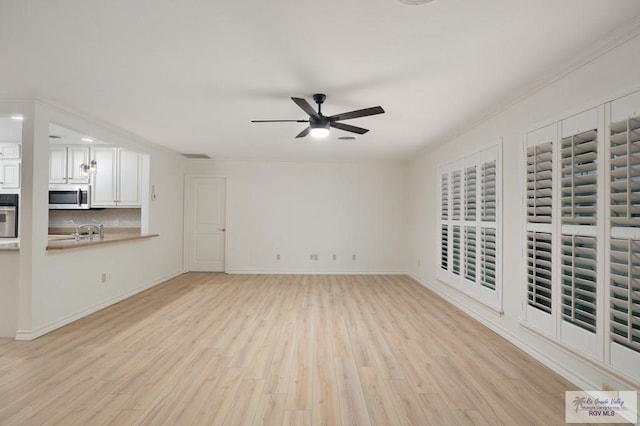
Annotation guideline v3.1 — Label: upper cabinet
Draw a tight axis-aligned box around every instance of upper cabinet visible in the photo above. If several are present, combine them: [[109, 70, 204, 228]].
[[0, 161, 20, 189], [0, 143, 20, 160], [0, 117, 22, 190], [91, 147, 142, 207], [48, 145, 90, 184]]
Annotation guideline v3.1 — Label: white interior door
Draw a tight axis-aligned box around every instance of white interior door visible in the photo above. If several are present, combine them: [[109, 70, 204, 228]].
[[185, 175, 226, 271]]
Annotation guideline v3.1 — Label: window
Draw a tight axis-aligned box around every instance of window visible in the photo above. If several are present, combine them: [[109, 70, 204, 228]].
[[608, 91, 640, 381], [522, 90, 640, 383], [524, 124, 557, 336], [438, 144, 501, 310]]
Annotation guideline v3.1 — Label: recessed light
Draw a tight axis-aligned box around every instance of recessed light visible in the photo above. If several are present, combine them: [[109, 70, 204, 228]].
[[81, 137, 94, 142], [10, 115, 23, 120]]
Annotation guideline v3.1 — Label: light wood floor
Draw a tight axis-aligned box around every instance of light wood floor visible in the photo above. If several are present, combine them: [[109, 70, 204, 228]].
[[0, 273, 577, 425]]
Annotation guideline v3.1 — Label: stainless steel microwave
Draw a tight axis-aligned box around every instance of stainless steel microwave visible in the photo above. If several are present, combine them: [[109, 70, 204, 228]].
[[49, 185, 91, 210]]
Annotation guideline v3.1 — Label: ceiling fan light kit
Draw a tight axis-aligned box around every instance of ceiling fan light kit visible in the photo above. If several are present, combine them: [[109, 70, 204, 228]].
[[252, 93, 385, 139]]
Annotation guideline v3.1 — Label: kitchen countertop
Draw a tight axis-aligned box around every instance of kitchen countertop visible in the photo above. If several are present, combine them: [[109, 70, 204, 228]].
[[46, 228, 159, 251], [0, 239, 19, 251]]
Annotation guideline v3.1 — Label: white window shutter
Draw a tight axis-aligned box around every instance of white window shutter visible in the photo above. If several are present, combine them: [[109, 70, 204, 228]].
[[561, 129, 598, 225], [561, 235, 598, 333], [465, 166, 477, 221], [527, 142, 553, 223], [480, 227, 496, 290], [527, 232, 553, 314]]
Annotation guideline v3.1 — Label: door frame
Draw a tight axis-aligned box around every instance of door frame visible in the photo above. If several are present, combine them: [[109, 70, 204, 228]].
[[183, 174, 228, 273]]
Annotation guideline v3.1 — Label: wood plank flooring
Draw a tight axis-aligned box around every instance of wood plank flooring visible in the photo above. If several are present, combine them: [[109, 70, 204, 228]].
[[0, 273, 577, 425]]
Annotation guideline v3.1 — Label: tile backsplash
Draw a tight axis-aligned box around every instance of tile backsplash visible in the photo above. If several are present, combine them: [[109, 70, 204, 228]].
[[49, 208, 141, 228]]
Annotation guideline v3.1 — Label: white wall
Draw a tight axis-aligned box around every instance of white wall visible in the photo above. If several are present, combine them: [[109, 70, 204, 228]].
[[407, 34, 640, 390], [0, 252, 19, 336], [188, 160, 408, 274], [13, 101, 186, 339]]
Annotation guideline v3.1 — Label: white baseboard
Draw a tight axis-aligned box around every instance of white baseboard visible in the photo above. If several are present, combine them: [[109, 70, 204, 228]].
[[225, 269, 407, 275], [15, 270, 183, 341]]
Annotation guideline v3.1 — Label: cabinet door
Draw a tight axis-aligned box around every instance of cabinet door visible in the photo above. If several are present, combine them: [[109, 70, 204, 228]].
[[0, 143, 20, 159], [117, 149, 142, 206], [49, 146, 68, 184], [0, 162, 20, 189], [67, 146, 90, 184], [91, 147, 117, 207]]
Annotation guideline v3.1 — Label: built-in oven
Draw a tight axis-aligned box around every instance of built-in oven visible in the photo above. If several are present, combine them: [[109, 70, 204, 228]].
[[49, 185, 91, 210], [0, 194, 18, 238]]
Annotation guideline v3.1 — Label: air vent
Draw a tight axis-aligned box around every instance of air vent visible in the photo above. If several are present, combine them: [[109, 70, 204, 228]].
[[338, 136, 356, 140], [398, 0, 434, 4], [180, 153, 212, 159]]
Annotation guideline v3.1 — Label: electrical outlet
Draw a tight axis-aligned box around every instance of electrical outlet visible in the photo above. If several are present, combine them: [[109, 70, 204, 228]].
[[310, 254, 314, 260], [276, 254, 280, 260], [352, 254, 356, 261], [101, 272, 108, 283], [314, 254, 319, 261], [114, 218, 119, 227], [418, 259, 421, 266], [332, 254, 336, 261]]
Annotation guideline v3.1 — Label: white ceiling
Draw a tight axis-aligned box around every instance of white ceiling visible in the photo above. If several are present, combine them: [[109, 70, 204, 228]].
[[1, 0, 640, 161]]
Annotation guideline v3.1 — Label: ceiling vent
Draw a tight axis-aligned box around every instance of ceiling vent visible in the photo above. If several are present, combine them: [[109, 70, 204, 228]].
[[180, 153, 213, 159], [398, 0, 434, 4]]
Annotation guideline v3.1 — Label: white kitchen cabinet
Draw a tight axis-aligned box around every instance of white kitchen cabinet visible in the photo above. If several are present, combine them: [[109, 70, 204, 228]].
[[0, 161, 20, 189], [0, 143, 20, 160], [48, 146, 90, 184], [91, 147, 142, 207]]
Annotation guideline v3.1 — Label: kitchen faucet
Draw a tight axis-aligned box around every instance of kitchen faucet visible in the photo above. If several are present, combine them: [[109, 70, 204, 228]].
[[79, 223, 104, 240], [68, 220, 104, 241]]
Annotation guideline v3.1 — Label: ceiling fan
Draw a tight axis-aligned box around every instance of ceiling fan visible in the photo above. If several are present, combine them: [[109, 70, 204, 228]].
[[251, 94, 385, 138]]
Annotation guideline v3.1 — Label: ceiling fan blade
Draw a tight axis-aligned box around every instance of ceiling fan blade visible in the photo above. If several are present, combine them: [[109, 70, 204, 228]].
[[330, 122, 369, 135], [251, 119, 308, 123], [330, 106, 385, 122], [295, 127, 311, 138], [291, 97, 319, 117]]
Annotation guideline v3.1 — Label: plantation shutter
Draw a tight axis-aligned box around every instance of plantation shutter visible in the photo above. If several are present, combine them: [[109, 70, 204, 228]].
[[481, 161, 497, 221], [609, 116, 640, 227], [452, 225, 461, 276], [465, 166, 477, 220], [609, 238, 640, 353], [561, 129, 598, 225], [524, 125, 556, 325], [452, 170, 462, 220], [441, 225, 448, 270], [527, 232, 552, 314], [480, 227, 496, 290], [527, 142, 553, 223], [561, 235, 598, 333], [438, 143, 501, 310], [441, 173, 449, 220], [464, 226, 476, 281], [608, 96, 640, 375]]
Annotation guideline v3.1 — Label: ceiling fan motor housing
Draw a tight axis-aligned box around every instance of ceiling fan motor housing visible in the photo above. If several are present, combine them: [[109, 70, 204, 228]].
[[309, 114, 330, 130]]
